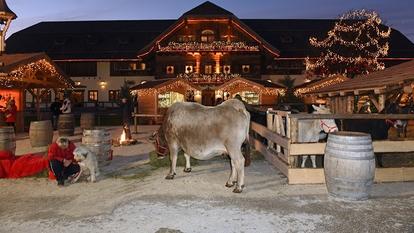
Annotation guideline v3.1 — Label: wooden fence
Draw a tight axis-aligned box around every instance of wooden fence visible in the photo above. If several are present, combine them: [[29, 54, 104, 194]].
[[250, 110, 414, 184]]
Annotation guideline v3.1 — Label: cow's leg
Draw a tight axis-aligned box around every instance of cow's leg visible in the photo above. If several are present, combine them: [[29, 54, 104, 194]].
[[311, 155, 316, 168], [225, 159, 237, 188], [227, 146, 245, 193], [183, 153, 192, 173], [301, 156, 308, 168], [166, 143, 179, 180]]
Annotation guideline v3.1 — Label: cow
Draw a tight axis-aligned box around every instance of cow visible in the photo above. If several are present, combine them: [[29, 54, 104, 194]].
[[156, 99, 251, 193]]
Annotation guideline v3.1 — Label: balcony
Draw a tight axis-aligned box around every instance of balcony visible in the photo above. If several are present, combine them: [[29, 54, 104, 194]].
[[158, 41, 259, 53], [177, 73, 241, 84]]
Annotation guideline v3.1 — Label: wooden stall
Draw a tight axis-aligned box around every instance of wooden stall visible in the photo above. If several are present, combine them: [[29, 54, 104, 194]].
[[294, 75, 349, 105], [0, 53, 73, 132], [307, 60, 414, 114], [131, 78, 200, 116], [250, 109, 414, 184]]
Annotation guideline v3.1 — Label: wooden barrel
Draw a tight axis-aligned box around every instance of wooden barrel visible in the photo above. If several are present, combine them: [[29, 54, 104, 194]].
[[80, 113, 95, 130], [29, 120, 53, 147], [58, 114, 75, 136], [324, 131, 375, 201], [82, 129, 112, 165], [0, 127, 16, 154]]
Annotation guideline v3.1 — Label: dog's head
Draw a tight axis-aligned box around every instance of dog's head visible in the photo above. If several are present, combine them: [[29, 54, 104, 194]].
[[73, 146, 90, 162]]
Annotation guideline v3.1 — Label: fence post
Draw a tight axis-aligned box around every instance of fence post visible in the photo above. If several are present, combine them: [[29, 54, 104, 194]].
[[133, 107, 138, 134]]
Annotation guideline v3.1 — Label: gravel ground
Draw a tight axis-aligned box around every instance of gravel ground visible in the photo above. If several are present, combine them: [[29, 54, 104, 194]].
[[0, 125, 413, 233]]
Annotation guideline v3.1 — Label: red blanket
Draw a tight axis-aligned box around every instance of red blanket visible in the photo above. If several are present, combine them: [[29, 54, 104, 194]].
[[0, 150, 49, 179]]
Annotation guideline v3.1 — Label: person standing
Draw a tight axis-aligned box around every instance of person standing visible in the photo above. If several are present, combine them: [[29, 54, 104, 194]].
[[50, 98, 62, 130], [48, 137, 80, 186], [4, 99, 17, 132]]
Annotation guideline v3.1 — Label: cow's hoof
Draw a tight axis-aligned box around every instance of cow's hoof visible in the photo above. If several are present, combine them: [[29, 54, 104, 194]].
[[233, 186, 244, 193], [183, 168, 192, 173], [165, 174, 175, 180], [225, 181, 236, 188]]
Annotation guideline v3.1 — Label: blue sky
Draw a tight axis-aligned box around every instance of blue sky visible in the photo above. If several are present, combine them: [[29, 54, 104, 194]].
[[6, 0, 414, 43]]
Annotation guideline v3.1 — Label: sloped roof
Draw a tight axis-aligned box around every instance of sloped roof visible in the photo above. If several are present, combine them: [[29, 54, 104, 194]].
[[130, 78, 200, 91], [0, 52, 73, 88], [246, 78, 285, 88], [310, 60, 414, 95], [7, 19, 414, 60], [182, 1, 233, 17], [0, 0, 16, 19], [216, 77, 284, 91]]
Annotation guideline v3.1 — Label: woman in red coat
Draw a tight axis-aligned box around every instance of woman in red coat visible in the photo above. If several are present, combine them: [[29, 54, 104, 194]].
[[48, 137, 80, 186], [4, 99, 17, 132]]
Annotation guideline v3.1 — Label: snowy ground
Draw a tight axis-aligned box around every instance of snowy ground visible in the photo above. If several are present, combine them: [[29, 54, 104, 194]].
[[0, 125, 413, 233]]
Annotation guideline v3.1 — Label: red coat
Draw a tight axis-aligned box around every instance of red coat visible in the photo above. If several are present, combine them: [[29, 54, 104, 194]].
[[5, 105, 17, 123], [47, 142, 76, 162]]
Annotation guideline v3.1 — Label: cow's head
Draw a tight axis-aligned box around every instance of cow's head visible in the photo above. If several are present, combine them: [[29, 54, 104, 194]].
[[312, 105, 338, 133], [149, 126, 169, 158]]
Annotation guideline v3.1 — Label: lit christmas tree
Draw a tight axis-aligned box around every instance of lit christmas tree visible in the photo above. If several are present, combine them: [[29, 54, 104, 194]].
[[305, 10, 391, 78]]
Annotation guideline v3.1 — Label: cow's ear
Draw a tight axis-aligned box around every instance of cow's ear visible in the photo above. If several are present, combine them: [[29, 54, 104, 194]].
[[82, 152, 88, 158]]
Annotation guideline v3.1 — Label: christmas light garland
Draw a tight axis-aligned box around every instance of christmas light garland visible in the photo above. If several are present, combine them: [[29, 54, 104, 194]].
[[305, 9, 391, 78], [1, 59, 72, 88], [177, 73, 241, 84], [218, 79, 281, 96], [158, 41, 259, 52], [136, 79, 198, 97], [294, 75, 348, 96]]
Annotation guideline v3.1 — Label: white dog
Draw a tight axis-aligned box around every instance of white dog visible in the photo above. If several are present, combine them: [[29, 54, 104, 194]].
[[73, 145, 100, 182]]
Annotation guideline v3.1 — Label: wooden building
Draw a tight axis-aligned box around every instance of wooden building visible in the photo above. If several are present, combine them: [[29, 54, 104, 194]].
[[0, 53, 73, 131], [308, 59, 414, 114], [6, 1, 414, 109]]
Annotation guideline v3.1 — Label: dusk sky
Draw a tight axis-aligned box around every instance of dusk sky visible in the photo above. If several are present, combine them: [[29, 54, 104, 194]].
[[6, 0, 414, 43]]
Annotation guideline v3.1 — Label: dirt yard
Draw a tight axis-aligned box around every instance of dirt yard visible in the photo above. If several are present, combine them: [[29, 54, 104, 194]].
[[0, 125, 413, 233]]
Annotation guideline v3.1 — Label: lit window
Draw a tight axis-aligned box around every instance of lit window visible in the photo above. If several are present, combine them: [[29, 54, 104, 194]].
[[234, 91, 259, 105], [242, 65, 250, 73], [88, 90, 98, 102], [205, 65, 213, 74], [158, 92, 184, 108], [166, 66, 174, 74], [201, 30, 215, 43], [185, 65, 193, 74], [108, 90, 120, 102], [140, 63, 146, 70]]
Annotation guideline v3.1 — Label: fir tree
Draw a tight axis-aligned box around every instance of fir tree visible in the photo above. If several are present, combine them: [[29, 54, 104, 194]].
[[305, 10, 391, 78]]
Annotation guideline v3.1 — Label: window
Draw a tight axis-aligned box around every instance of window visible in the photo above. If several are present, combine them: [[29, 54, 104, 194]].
[[234, 91, 259, 105], [108, 90, 120, 102], [185, 65, 193, 74], [158, 92, 184, 108], [205, 65, 213, 74], [166, 66, 175, 74], [88, 90, 98, 102], [242, 65, 250, 73], [178, 35, 195, 42], [201, 30, 215, 43], [72, 90, 84, 107], [223, 65, 231, 74], [110, 62, 147, 76], [56, 62, 97, 77]]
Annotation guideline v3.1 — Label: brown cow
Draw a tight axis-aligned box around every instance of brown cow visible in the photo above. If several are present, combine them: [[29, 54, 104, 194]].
[[157, 99, 250, 193]]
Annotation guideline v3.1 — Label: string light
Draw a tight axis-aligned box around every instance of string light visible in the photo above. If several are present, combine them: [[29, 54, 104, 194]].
[[2, 59, 73, 88], [218, 79, 281, 96], [294, 75, 348, 96], [305, 9, 390, 78], [136, 79, 199, 97], [158, 41, 259, 52], [177, 73, 241, 84]]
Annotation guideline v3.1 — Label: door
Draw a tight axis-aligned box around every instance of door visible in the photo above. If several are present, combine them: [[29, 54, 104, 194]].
[[202, 89, 215, 106]]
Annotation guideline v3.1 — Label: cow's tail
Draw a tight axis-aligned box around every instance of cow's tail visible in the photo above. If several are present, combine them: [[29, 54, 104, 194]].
[[241, 107, 251, 167]]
